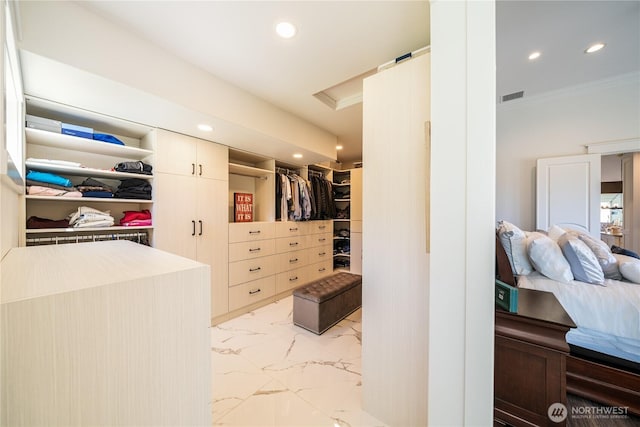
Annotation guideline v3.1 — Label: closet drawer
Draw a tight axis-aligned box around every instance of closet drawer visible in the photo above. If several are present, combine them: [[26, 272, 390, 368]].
[[309, 220, 332, 234], [308, 232, 331, 248], [228, 276, 276, 312], [229, 239, 276, 262], [229, 255, 277, 286], [306, 260, 333, 282], [306, 244, 332, 264], [229, 222, 275, 243], [276, 236, 309, 253], [276, 267, 308, 294], [275, 222, 305, 238], [277, 250, 309, 273]]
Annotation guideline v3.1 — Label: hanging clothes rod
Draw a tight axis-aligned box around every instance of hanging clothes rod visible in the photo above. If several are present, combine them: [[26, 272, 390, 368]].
[[307, 169, 325, 178], [276, 167, 298, 175]]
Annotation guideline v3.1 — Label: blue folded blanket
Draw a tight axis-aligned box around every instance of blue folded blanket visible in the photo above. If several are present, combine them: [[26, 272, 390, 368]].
[[26, 170, 72, 188]]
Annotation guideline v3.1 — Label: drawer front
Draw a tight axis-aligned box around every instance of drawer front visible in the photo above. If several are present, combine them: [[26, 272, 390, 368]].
[[306, 244, 332, 264], [229, 222, 275, 243], [229, 255, 277, 286], [277, 250, 309, 273], [309, 220, 332, 234], [275, 221, 306, 238], [228, 276, 276, 312], [308, 232, 331, 248], [306, 260, 333, 282], [229, 239, 276, 262], [276, 235, 309, 253], [276, 267, 308, 294]]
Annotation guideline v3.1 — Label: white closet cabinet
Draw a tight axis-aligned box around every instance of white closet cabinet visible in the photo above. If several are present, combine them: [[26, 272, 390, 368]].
[[153, 129, 229, 320], [350, 168, 362, 274]]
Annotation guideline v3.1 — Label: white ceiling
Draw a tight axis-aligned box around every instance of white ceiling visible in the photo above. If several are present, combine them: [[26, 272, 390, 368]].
[[78, 1, 430, 165], [497, 1, 640, 100], [72, 1, 638, 164]]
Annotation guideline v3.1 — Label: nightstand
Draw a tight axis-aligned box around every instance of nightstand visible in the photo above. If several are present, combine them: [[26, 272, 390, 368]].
[[494, 288, 576, 427]]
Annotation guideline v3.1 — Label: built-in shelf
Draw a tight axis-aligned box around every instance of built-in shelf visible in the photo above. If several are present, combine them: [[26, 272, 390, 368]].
[[333, 219, 350, 222], [25, 195, 153, 204], [26, 225, 153, 234], [334, 198, 350, 202], [228, 162, 273, 179], [25, 161, 153, 180], [26, 128, 152, 160]]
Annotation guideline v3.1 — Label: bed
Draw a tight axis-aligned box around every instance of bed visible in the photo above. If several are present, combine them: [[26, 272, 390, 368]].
[[495, 222, 640, 415]]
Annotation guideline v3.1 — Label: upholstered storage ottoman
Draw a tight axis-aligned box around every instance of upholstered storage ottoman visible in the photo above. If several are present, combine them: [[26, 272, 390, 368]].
[[293, 272, 362, 334]]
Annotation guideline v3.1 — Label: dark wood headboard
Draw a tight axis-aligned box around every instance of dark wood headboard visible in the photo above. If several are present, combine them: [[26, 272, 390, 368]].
[[496, 235, 516, 287]]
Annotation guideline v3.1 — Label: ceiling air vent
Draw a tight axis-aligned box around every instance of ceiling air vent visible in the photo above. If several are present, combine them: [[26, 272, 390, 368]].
[[501, 91, 524, 102]]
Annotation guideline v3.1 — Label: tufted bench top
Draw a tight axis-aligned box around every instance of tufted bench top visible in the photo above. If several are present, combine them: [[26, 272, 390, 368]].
[[293, 272, 362, 304]]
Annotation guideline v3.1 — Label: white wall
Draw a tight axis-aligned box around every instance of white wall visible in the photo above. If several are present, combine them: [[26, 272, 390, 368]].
[[17, 1, 336, 161], [496, 73, 640, 230]]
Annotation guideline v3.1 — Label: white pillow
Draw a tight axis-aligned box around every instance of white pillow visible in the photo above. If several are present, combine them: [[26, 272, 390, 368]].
[[567, 230, 621, 280], [496, 220, 533, 275], [527, 233, 573, 283], [557, 234, 605, 285], [614, 254, 640, 284], [547, 225, 567, 242]]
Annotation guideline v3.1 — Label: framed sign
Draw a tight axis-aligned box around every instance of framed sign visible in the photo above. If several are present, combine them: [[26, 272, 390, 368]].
[[234, 192, 254, 222]]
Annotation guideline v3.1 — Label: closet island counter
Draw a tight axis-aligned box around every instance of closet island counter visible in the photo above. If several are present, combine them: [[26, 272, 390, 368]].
[[1, 240, 211, 426]]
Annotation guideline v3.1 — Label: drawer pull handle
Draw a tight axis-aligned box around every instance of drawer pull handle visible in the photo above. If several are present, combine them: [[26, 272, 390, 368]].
[[249, 267, 262, 272], [249, 288, 261, 295], [289, 227, 298, 232], [192, 163, 195, 175], [192, 220, 196, 236], [289, 242, 299, 246], [199, 220, 203, 236], [249, 230, 261, 235], [319, 267, 326, 272], [319, 252, 326, 256], [318, 238, 326, 242], [319, 225, 326, 229], [289, 276, 299, 282], [199, 164, 203, 176], [289, 258, 299, 263], [249, 247, 261, 252]]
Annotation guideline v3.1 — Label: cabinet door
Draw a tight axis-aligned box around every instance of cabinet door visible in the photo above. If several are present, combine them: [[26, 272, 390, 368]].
[[196, 139, 228, 181], [154, 129, 198, 176], [350, 168, 362, 221], [196, 178, 229, 317], [153, 172, 197, 260]]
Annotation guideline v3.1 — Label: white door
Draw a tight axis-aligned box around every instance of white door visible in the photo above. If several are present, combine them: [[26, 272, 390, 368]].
[[536, 154, 601, 237]]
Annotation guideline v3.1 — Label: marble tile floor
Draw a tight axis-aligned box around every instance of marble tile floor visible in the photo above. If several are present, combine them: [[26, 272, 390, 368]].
[[211, 296, 387, 427]]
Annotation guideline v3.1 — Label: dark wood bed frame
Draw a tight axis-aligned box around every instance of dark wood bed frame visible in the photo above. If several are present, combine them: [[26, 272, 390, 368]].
[[495, 236, 640, 415]]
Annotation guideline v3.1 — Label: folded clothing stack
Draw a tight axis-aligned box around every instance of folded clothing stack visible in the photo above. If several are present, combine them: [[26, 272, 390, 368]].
[[68, 206, 114, 228], [119, 209, 152, 227], [115, 178, 152, 200], [76, 177, 114, 198], [114, 161, 152, 175], [26, 216, 70, 229], [26, 170, 72, 188]]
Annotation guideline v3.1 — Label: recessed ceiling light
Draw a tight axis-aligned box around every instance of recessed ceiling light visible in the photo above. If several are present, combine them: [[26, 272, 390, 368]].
[[585, 43, 605, 54], [197, 124, 213, 132], [528, 51, 541, 60], [293, 153, 303, 159], [276, 22, 296, 39], [336, 145, 343, 150]]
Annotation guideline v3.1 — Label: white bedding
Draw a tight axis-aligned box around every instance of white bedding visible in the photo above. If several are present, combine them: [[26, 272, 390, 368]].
[[518, 272, 640, 341]]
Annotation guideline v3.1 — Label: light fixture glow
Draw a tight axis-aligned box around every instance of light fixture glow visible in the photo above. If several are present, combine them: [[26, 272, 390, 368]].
[[276, 22, 296, 39], [528, 51, 541, 60], [336, 145, 343, 150], [197, 124, 213, 132], [585, 43, 605, 54], [293, 153, 303, 159]]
